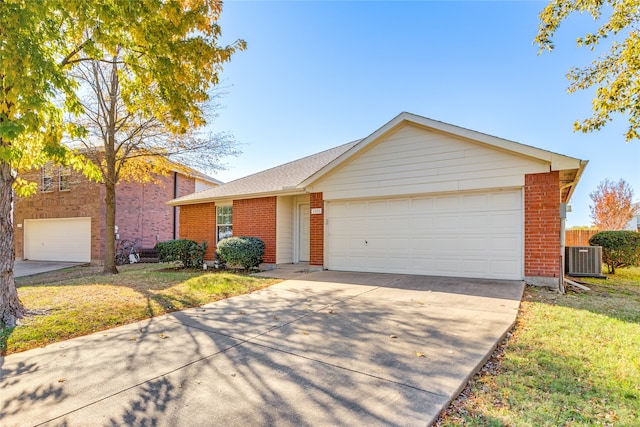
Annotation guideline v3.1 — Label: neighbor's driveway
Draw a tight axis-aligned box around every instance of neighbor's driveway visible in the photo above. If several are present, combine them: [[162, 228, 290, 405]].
[[0, 271, 523, 426], [13, 260, 85, 278]]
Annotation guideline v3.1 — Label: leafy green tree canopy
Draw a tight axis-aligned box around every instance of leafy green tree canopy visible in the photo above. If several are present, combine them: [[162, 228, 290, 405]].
[[535, 0, 640, 141], [0, 0, 244, 327]]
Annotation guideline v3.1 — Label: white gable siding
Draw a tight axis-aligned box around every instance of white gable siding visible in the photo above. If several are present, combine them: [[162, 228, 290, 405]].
[[310, 124, 549, 200], [276, 196, 294, 264], [195, 179, 216, 192]]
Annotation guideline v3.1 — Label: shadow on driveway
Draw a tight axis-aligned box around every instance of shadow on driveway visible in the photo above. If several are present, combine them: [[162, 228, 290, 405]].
[[1, 271, 524, 426]]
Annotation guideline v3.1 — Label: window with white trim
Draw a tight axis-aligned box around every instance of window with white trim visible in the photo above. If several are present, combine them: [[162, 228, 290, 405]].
[[41, 164, 55, 192], [216, 205, 233, 242], [59, 166, 72, 191]]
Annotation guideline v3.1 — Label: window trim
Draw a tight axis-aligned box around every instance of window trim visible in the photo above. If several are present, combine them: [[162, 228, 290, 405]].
[[41, 164, 55, 193], [59, 166, 72, 191], [216, 205, 233, 242]]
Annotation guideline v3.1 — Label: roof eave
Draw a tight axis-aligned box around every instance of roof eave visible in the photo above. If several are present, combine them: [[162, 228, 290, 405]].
[[562, 160, 589, 204], [167, 188, 309, 206]]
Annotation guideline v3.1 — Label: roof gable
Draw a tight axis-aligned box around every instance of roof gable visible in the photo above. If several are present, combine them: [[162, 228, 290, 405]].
[[170, 112, 587, 206], [301, 112, 585, 187]]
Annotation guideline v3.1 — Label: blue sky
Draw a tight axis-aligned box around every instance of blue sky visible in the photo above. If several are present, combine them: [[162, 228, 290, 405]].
[[209, 0, 640, 227]]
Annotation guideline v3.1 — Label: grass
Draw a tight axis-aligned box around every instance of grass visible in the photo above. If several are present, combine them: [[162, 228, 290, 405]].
[[437, 266, 640, 426], [1, 263, 280, 355]]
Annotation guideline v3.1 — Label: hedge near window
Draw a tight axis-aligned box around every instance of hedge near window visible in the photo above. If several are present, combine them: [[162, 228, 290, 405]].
[[155, 239, 207, 268], [216, 236, 265, 271]]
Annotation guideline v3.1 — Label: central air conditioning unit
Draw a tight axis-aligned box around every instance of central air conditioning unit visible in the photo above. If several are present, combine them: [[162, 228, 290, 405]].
[[565, 246, 606, 278]]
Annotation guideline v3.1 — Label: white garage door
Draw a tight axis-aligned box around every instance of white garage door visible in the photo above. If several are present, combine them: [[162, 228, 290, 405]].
[[326, 190, 523, 280], [24, 218, 91, 262]]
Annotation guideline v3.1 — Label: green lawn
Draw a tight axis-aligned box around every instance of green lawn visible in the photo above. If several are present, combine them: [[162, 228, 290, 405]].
[[437, 267, 640, 426], [1, 263, 279, 355]]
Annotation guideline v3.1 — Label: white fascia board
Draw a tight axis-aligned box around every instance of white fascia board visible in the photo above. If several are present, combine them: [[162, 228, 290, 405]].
[[167, 188, 308, 206], [564, 160, 589, 203]]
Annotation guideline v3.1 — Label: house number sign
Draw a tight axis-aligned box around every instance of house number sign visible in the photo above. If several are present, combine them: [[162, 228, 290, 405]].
[[311, 208, 322, 214]]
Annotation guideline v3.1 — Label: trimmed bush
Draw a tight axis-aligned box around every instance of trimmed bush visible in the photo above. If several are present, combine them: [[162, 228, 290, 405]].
[[155, 239, 208, 269], [216, 236, 265, 271], [589, 230, 640, 274]]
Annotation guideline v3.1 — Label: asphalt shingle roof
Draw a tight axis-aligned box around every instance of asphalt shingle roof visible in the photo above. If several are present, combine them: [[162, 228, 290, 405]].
[[170, 140, 360, 205]]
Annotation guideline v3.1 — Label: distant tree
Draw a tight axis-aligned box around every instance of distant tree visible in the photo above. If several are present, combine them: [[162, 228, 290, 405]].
[[71, 53, 240, 274], [535, 0, 640, 141], [590, 178, 638, 230]]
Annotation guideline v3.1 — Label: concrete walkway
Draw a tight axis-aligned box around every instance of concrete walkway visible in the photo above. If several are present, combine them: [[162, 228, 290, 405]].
[[13, 260, 86, 278], [0, 271, 524, 426]]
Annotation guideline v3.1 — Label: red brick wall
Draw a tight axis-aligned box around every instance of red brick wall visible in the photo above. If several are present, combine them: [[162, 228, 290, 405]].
[[524, 171, 561, 278], [178, 202, 216, 259], [233, 197, 277, 264], [310, 192, 324, 266], [14, 167, 198, 262], [13, 167, 105, 261], [115, 173, 195, 248]]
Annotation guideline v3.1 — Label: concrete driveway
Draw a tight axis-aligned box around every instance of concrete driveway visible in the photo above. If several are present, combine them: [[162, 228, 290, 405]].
[[13, 260, 86, 278], [0, 271, 523, 426]]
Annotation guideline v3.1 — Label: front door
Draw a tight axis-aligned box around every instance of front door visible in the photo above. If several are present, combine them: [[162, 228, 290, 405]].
[[298, 203, 310, 262]]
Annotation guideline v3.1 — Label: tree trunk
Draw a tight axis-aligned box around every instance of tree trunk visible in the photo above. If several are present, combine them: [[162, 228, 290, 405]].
[[0, 161, 25, 328], [103, 179, 118, 274]]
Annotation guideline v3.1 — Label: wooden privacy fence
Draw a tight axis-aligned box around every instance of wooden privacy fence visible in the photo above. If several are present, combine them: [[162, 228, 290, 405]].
[[565, 229, 599, 247]]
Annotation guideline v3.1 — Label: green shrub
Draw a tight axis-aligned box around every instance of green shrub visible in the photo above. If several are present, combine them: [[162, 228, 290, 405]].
[[216, 236, 265, 271], [589, 230, 640, 274], [155, 239, 208, 269]]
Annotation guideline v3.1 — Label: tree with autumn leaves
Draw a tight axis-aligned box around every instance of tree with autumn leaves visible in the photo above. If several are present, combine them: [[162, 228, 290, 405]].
[[590, 178, 638, 230], [536, 0, 640, 141], [0, 0, 244, 327], [534, 0, 640, 142]]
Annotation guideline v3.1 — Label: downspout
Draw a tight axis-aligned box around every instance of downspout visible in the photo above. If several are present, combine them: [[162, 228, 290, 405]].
[[173, 172, 178, 240], [559, 160, 588, 294], [559, 198, 568, 294]]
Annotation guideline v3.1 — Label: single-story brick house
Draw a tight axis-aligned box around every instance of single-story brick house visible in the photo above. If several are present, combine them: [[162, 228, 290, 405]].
[[14, 165, 220, 264], [170, 112, 587, 287]]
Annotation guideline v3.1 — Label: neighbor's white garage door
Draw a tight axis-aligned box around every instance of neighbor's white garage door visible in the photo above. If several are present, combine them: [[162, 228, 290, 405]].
[[24, 217, 91, 262], [326, 190, 523, 280]]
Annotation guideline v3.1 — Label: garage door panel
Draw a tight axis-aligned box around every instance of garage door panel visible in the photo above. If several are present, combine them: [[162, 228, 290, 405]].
[[366, 218, 387, 232], [460, 213, 488, 230], [434, 195, 459, 211], [434, 258, 461, 274], [490, 191, 522, 209], [490, 235, 520, 252], [433, 215, 459, 230], [326, 189, 523, 280], [461, 193, 489, 210], [411, 197, 434, 212], [460, 236, 489, 251], [490, 212, 520, 229], [24, 218, 91, 262], [490, 260, 520, 277], [388, 198, 410, 212], [462, 260, 491, 276]]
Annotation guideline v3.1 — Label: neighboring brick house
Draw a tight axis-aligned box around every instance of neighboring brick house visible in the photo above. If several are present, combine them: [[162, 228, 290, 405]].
[[14, 164, 220, 264], [170, 112, 587, 288]]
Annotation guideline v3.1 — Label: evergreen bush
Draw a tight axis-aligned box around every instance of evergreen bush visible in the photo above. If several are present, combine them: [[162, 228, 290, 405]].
[[589, 230, 640, 273], [216, 236, 265, 271], [155, 239, 208, 268]]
